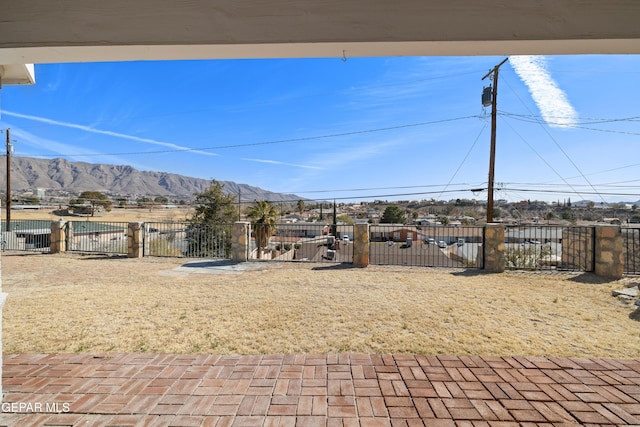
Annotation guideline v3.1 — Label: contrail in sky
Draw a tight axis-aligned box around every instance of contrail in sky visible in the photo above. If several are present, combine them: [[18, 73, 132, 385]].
[[3, 110, 217, 156], [510, 56, 578, 128], [243, 158, 323, 170], [10, 127, 149, 169]]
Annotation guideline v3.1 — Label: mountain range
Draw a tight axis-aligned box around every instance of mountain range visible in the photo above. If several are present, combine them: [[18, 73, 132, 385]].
[[0, 157, 301, 202]]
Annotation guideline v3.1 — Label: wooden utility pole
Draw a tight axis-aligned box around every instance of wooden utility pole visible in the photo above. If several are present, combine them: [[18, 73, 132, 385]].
[[481, 58, 508, 224], [5, 128, 11, 231]]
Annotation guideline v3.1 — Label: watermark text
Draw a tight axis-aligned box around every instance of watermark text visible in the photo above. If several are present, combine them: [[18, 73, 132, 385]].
[[1, 401, 70, 413]]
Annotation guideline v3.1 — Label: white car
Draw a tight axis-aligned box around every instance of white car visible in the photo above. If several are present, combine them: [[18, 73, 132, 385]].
[[438, 240, 447, 248], [342, 235, 350, 243]]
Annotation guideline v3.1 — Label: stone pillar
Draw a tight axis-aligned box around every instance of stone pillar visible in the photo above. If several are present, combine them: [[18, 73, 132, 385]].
[[128, 222, 144, 258], [231, 222, 250, 262], [353, 223, 370, 267], [483, 223, 505, 273], [66, 221, 74, 251], [594, 225, 624, 279], [50, 220, 67, 253]]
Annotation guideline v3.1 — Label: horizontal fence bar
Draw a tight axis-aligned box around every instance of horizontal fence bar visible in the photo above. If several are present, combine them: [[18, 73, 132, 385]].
[[0, 219, 52, 253], [370, 225, 483, 268], [66, 221, 128, 254], [504, 225, 594, 272]]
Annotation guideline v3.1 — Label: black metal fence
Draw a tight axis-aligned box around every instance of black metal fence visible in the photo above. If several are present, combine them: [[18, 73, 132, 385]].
[[504, 225, 594, 272], [145, 222, 233, 258], [0, 219, 52, 252], [66, 221, 128, 254], [622, 226, 640, 275], [369, 225, 483, 268], [0, 219, 615, 275], [251, 222, 352, 262]]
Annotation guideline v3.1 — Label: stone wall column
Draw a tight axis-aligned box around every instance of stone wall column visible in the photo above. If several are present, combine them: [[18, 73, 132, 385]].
[[353, 223, 370, 267], [128, 222, 144, 258], [594, 225, 624, 279], [50, 220, 67, 253], [483, 223, 505, 273], [231, 222, 250, 262]]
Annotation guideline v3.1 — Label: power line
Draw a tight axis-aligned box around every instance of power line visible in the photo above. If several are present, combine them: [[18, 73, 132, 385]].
[[295, 182, 480, 194], [10, 70, 484, 132], [22, 115, 482, 158], [499, 117, 586, 201], [500, 75, 606, 204], [437, 122, 487, 200], [500, 111, 640, 125], [501, 187, 640, 198]]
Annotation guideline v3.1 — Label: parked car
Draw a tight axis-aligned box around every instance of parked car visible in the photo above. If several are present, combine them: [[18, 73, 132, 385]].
[[426, 238, 436, 245], [438, 240, 447, 248]]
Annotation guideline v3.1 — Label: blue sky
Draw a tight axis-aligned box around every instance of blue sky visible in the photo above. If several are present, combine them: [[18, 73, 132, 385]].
[[1, 55, 639, 203]]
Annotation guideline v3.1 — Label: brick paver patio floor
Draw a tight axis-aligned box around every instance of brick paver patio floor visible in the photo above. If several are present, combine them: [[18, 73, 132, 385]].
[[2, 353, 640, 426]]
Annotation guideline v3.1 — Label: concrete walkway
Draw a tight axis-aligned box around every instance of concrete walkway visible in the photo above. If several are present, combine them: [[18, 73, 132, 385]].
[[2, 353, 640, 426]]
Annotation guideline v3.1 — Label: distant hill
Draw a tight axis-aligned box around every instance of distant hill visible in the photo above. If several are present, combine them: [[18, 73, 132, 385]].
[[0, 157, 301, 202]]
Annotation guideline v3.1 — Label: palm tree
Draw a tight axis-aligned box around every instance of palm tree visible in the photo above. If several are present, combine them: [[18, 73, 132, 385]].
[[246, 200, 278, 259]]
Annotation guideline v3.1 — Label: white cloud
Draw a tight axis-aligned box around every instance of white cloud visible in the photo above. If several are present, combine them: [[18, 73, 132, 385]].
[[510, 56, 578, 127], [2, 110, 217, 156]]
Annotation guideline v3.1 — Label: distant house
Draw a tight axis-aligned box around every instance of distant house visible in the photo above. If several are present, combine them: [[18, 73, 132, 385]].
[[370, 225, 418, 242], [602, 217, 622, 225], [281, 214, 302, 223], [3, 220, 52, 250], [274, 222, 330, 238], [419, 225, 484, 244]]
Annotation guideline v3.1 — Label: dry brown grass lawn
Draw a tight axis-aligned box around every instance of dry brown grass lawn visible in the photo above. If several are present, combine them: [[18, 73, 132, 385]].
[[6, 207, 194, 223], [2, 252, 639, 357]]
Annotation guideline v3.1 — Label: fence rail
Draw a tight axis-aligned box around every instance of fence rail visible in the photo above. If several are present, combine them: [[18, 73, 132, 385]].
[[504, 225, 594, 272], [370, 225, 483, 268]]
